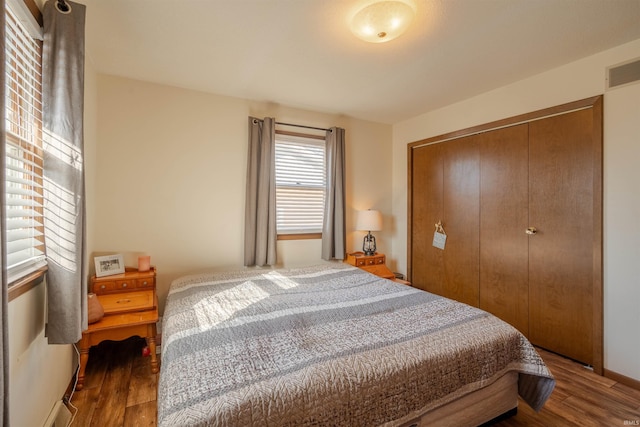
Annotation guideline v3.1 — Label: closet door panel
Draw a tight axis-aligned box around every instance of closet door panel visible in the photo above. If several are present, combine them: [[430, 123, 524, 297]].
[[442, 136, 480, 307], [410, 144, 444, 294], [528, 108, 595, 365], [479, 124, 530, 335]]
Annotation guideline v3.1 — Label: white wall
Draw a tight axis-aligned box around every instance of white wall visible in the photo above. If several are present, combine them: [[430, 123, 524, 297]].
[[8, 283, 75, 427], [603, 78, 640, 380], [93, 75, 393, 313], [391, 38, 640, 381]]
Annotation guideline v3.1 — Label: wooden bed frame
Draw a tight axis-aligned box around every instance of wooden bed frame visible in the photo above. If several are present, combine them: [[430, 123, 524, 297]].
[[399, 371, 518, 427]]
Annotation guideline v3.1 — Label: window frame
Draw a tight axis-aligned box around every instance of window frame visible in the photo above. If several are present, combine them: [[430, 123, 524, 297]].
[[274, 130, 326, 240]]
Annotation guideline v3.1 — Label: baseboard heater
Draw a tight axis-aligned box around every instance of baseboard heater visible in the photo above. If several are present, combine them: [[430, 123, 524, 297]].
[[43, 400, 72, 427]]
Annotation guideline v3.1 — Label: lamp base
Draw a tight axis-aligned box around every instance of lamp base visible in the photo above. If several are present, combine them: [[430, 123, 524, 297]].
[[362, 232, 376, 256]]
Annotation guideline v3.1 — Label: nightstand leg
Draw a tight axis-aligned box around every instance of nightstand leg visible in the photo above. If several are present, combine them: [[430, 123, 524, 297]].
[[146, 324, 159, 374], [77, 337, 90, 390]]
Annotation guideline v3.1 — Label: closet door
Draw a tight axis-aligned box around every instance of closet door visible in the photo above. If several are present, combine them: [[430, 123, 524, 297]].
[[528, 108, 596, 365], [479, 124, 530, 335], [442, 136, 480, 306], [410, 143, 444, 295], [410, 136, 480, 306]]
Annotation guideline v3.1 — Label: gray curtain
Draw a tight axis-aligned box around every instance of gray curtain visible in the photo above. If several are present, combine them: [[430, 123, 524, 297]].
[[0, 0, 10, 422], [42, 0, 88, 344], [244, 117, 277, 266], [321, 127, 346, 260]]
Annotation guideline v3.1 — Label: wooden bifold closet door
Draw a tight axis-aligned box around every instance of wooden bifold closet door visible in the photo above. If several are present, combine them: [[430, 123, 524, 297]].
[[478, 124, 530, 336], [411, 137, 479, 307], [528, 108, 598, 366], [408, 97, 602, 373]]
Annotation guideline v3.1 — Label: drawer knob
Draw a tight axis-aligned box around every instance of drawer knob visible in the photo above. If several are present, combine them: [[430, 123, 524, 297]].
[[122, 283, 128, 287], [100, 285, 106, 289], [142, 281, 148, 286]]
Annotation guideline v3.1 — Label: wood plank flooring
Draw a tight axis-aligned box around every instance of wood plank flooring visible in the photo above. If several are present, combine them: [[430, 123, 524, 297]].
[[68, 337, 158, 427], [68, 337, 640, 426]]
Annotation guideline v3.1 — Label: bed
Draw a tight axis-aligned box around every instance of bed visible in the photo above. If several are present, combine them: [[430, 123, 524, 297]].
[[158, 263, 555, 426]]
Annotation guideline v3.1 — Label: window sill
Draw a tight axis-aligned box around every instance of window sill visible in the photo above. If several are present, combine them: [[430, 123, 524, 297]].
[[277, 233, 321, 241], [8, 266, 48, 302]]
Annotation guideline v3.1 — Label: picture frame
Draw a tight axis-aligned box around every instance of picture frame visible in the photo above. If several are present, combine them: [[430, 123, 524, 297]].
[[94, 254, 125, 277]]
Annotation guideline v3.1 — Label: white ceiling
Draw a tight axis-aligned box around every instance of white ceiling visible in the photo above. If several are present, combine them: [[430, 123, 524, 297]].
[[73, 0, 640, 124]]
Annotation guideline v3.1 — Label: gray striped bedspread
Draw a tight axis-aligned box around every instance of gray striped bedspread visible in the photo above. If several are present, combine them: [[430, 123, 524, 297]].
[[158, 263, 555, 426]]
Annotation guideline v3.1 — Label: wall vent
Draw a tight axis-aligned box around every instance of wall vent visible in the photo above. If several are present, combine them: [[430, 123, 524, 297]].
[[606, 57, 640, 90]]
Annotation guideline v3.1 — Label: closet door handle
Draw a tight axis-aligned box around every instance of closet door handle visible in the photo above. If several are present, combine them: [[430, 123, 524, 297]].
[[526, 227, 537, 235]]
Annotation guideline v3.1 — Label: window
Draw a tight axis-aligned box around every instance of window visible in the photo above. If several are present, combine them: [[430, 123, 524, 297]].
[[4, 2, 46, 284], [275, 132, 325, 236]]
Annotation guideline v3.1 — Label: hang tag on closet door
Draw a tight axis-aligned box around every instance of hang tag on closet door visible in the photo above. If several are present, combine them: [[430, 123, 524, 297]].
[[433, 231, 447, 250], [433, 222, 446, 250]]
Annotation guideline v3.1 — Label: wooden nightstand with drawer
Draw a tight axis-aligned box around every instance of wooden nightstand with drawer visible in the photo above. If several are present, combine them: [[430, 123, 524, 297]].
[[345, 252, 411, 285], [77, 267, 159, 390], [91, 266, 156, 295]]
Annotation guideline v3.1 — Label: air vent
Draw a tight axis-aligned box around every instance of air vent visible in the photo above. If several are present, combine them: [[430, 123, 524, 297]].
[[606, 57, 640, 90]]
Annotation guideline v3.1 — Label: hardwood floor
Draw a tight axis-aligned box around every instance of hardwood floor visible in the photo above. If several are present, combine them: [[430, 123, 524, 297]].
[[69, 337, 640, 426], [494, 350, 640, 427], [68, 337, 158, 427]]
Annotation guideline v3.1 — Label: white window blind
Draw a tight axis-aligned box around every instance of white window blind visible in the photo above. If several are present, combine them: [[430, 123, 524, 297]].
[[4, 4, 46, 282], [275, 133, 325, 234]]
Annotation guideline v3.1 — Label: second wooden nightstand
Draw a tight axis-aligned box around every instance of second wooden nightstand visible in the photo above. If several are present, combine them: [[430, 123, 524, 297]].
[[345, 252, 410, 285]]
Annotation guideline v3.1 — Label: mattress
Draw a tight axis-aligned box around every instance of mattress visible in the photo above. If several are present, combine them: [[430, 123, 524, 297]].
[[158, 263, 554, 426]]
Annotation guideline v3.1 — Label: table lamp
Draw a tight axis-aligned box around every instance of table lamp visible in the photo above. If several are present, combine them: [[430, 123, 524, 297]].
[[356, 210, 382, 256]]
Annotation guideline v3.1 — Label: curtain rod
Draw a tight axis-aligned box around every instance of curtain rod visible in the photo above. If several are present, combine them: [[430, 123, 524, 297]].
[[276, 121, 330, 132], [252, 118, 330, 132]]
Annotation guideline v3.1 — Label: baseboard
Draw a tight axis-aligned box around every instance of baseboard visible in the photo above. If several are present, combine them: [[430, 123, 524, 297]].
[[604, 368, 640, 391], [43, 400, 72, 427], [156, 317, 162, 354], [156, 332, 162, 354]]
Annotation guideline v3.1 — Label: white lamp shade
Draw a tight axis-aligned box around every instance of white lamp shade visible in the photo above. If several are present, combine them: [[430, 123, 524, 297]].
[[350, 0, 416, 43], [356, 210, 383, 231]]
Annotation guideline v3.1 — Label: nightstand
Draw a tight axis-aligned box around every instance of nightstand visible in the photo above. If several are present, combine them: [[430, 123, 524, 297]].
[[77, 267, 159, 390], [345, 252, 411, 285]]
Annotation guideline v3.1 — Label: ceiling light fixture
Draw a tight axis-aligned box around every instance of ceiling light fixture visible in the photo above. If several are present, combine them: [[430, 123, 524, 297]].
[[350, 0, 416, 43]]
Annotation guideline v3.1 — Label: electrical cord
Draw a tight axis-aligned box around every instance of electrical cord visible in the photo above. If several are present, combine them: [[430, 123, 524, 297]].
[[64, 343, 81, 426]]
